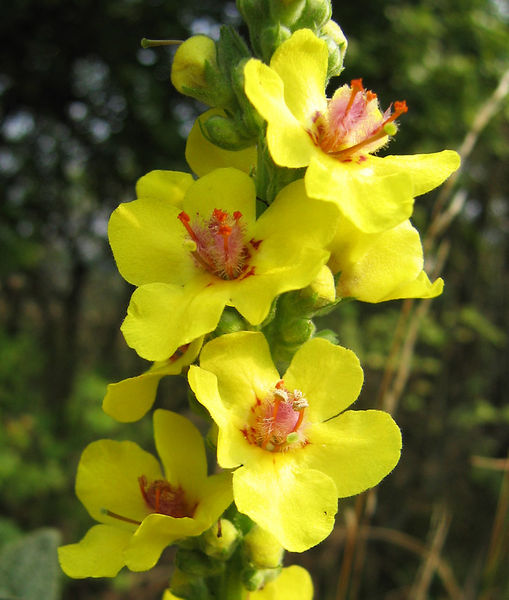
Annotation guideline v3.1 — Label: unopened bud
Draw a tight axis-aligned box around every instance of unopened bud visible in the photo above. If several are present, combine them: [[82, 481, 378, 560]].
[[294, 0, 331, 30], [242, 565, 282, 592], [171, 35, 217, 95], [201, 519, 239, 559], [175, 548, 224, 577], [269, 0, 306, 26], [201, 113, 255, 151], [281, 318, 315, 345], [169, 567, 208, 600], [304, 264, 336, 307], [260, 23, 292, 62], [244, 524, 284, 569]]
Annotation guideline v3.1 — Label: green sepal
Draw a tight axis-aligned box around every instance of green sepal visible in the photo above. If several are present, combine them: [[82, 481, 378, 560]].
[[176, 548, 225, 577], [241, 564, 282, 592], [293, 0, 331, 30]]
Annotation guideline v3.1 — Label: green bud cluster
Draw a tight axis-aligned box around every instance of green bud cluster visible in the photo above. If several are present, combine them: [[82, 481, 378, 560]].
[[237, 0, 345, 77]]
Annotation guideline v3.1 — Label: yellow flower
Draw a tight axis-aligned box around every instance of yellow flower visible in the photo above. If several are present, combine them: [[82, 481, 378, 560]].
[[188, 331, 401, 552], [244, 28, 460, 233], [330, 218, 443, 303], [109, 169, 338, 361], [102, 338, 203, 423], [58, 410, 232, 578]]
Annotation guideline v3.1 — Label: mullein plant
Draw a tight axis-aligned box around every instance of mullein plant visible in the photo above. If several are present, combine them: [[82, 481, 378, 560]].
[[58, 1, 460, 598]]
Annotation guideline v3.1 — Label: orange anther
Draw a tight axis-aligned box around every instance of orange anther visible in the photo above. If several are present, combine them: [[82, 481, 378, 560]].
[[233, 211, 242, 221], [366, 90, 377, 102], [393, 100, 408, 116]]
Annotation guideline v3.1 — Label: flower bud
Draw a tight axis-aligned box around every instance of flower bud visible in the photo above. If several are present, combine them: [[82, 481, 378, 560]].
[[269, 0, 306, 26], [294, 0, 331, 30], [169, 567, 208, 600], [244, 524, 284, 569], [242, 564, 282, 592], [303, 264, 336, 307], [171, 35, 217, 94], [260, 23, 292, 62], [214, 308, 248, 336], [201, 519, 239, 559], [175, 548, 224, 577], [200, 113, 255, 151], [321, 19, 348, 78], [281, 318, 315, 345]]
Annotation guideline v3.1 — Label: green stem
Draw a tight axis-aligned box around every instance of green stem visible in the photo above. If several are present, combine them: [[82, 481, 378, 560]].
[[213, 548, 248, 600]]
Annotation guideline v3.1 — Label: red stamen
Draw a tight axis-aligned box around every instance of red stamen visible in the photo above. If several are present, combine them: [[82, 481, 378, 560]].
[[155, 487, 161, 512], [138, 475, 151, 506], [233, 211, 242, 221], [178, 211, 199, 243], [343, 78, 364, 118], [103, 509, 141, 526], [333, 99, 409, 160]]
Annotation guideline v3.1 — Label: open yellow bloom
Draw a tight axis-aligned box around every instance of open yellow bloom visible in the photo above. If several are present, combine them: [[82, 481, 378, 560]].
[[109, 168, 338, 361], [330, 218, 443, 302], [244, 28, 460, 233], [102, 337, 203, 423], [188, 332, 401, 552], [58, 410, 232, 577]]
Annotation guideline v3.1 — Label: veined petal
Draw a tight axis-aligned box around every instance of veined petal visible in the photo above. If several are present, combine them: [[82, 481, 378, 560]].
[[303, 410, 402, 497], [121, 279, 229, 361], [233, 457, 338, 552], [371, 150, 460, 197], [251, 565, 313, 600], [269, 28, 328, 124], [58, 525, 132, 578], [153, 410, 207, 499], [306, 154, 415, 233], [124, 513, 200, 572], [136, 170, 194, 206], [76, 440, 162, 525], [108, 196, 194, 286], [186, 109, 257, 177], [244, 58, 317, 168], [284, 337, 364, 422], [183, 167, 256, 227]]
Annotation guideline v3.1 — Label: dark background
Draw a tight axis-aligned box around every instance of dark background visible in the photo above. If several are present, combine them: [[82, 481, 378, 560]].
[[1, 1, 508, 598]]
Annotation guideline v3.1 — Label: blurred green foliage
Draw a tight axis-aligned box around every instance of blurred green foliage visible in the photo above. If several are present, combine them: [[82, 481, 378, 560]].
[[1, 0, 508, 599]]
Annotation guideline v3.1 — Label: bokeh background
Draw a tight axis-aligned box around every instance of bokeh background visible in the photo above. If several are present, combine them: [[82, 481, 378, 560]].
[[1, 1, 508, 599]]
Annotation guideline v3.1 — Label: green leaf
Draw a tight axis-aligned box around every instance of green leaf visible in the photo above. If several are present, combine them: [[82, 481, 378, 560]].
[[0, 528, 62, 600]]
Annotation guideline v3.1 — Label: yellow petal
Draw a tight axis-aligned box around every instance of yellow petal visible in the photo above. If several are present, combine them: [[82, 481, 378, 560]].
[[306, 154, 415, 233], [108, 195, 194, 286], [58, 525, 132, 578], [283, 337, 364, 422], [233, 457, 338, 552], [153, 410, 207, 499], [372, 150, 460, 197], [188, 365, 251, 469], [121, 279, 229, 361], [102, 371, 164, 423], [244, 58, 316, 168], [333, 219, 424, 302], [303, 410, 402, 497], [251, 565, 313, 600], [269, 28, 328, 125], [183, 167, 256, 227], [76, 440, 162, 525], [381, 271, 443, 301], [186, 109, 257, 177], [124, 513, 200, 572], [136, 170, 194, 206]]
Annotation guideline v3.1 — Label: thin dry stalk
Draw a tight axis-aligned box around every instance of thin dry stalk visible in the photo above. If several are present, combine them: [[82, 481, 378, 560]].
[[410, 506, 452, 600]]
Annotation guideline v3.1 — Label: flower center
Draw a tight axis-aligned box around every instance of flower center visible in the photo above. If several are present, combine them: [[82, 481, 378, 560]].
[[308, 78, 408, 162], [178, 208, 251, 280], [138, 475, 195, 518], [241, 380, 309, 453]]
